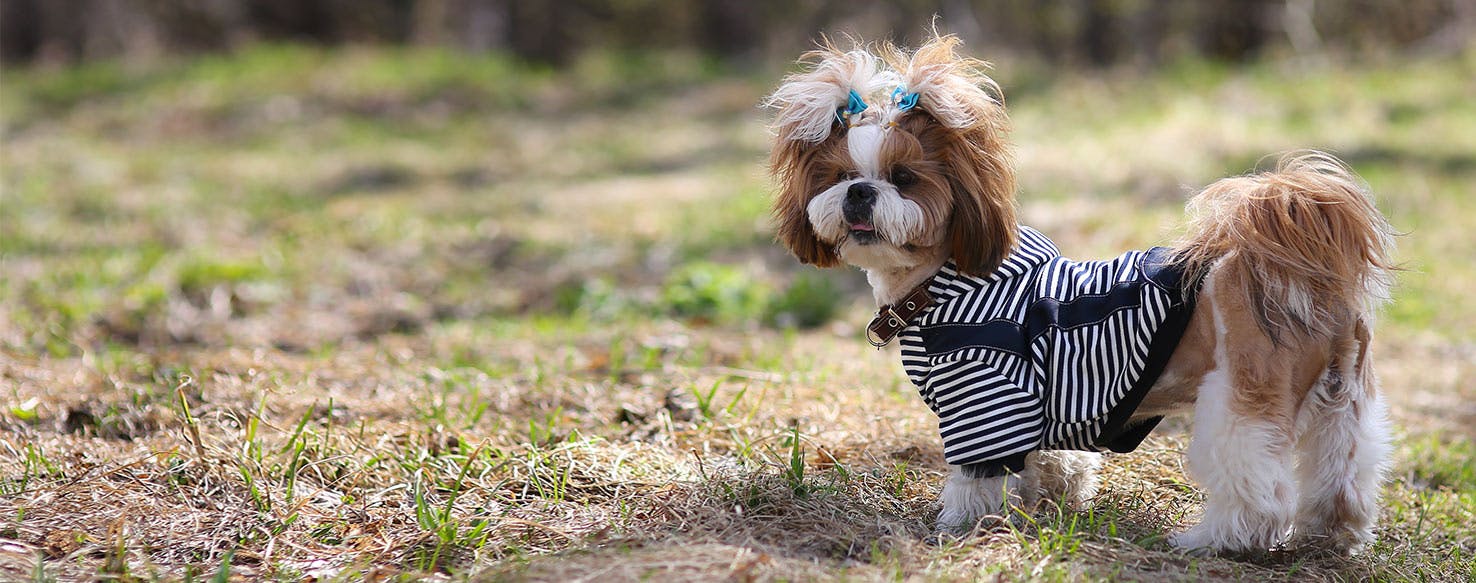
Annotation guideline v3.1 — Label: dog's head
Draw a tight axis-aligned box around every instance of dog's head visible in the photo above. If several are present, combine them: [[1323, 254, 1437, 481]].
[[765, 35, 1017, 276]]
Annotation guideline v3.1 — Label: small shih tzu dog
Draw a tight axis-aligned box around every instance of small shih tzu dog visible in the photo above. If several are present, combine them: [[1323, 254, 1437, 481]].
[[764, 35, 1396, 554]]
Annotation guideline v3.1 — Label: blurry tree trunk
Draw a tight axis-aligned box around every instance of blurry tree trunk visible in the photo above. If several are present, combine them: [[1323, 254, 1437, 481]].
[[1415, 0, 1476, 56], [1282, 0, 1322, 54], [410, 0, 507, 52], [698, 0, 761, 61], [1127, 0, 1170, 67], [247, 0, 337, 43], [2, 0, 46, 61], [1195, 0, 1270, 60], [506, 1, 573, 64], [412, 0, 449, 45], [1079, 0, 1116, 66], [457, 0, 509, 52], [941, 0, 985, 48], [145, 0, 247, 54]]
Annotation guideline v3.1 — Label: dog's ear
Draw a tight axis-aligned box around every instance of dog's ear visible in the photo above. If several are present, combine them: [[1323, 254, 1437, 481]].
[[944, 145, 1017, 276], [768, 141, 842, 267], [764, 43, 891, 267], [888, 34, 1017, 276]]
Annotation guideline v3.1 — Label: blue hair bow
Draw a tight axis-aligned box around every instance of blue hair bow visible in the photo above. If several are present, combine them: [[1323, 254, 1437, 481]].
[[835, 89, 868, 125], [892, 87, 920, 111]]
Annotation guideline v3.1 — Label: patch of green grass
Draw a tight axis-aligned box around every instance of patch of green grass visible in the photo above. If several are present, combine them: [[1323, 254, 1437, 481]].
[[5, 58, 159, 112], [659, 262, 771, 325], [1401, 432, 1476, 493], [764, 271, 846, 329], [668, 183, 775, 258], [553, 264, 848, 330], [3, 44, 538, 121], [175, 255, 269, 297], [1370, 483, 1476, 581]]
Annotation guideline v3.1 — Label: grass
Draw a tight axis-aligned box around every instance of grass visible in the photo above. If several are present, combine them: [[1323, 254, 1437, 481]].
[[2, 43, 1474, 581]]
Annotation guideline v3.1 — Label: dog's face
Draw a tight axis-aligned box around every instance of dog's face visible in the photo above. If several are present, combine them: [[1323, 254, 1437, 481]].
[[766, 36, 1019, 276]]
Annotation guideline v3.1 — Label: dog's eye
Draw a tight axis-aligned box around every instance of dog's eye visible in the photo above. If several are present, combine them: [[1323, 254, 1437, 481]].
[[890, 167, 917, 187]]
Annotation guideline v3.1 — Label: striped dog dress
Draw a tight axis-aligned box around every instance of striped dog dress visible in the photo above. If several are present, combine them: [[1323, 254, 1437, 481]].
[[896, 227, 1199, 478]]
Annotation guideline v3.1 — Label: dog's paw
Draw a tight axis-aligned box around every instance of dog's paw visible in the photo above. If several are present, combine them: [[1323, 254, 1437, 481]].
[[1289, 528, 1371, 556], [1004, 506, 1034, 530], [934, 510, 1018, 541], [923, 529, 961, 547], [932, 512, 978, 539], [1168, 527, 1219, 557]]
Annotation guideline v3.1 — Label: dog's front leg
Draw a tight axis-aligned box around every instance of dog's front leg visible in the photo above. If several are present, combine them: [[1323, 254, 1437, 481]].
[[934, 465, 1025, 536]]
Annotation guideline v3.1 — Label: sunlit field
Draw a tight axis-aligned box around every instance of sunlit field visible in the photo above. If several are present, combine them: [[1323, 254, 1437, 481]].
[[2, 46, 1473, 581]]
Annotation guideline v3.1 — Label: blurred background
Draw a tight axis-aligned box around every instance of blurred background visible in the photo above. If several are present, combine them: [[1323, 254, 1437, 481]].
[[2, 0, 1474, 351], [3, 3, 1475, 579]]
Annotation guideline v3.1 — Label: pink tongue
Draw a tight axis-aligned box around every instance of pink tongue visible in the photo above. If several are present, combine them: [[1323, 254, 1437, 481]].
[[850, 223, 874, 232]]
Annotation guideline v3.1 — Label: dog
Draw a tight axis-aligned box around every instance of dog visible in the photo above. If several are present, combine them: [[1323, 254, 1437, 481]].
[[764, 35, 1396, 554]]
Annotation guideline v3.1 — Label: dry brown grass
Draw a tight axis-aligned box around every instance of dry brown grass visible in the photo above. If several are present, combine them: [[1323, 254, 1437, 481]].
[[4, 326, 1468, 581]]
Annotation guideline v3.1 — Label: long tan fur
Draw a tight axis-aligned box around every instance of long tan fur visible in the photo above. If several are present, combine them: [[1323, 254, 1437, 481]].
[[1175, 151, 1397, 343]]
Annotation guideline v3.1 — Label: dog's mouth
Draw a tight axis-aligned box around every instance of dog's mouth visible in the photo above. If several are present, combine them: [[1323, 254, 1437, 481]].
[[848, 221, 879, 244]]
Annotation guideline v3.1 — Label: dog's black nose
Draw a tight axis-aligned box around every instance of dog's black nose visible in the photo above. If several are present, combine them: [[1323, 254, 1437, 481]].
[[846, 182, 878, 205]]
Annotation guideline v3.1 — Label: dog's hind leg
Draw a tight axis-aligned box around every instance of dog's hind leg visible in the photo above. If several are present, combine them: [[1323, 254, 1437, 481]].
[[1171, 372, 1299, 553], [1171, 270, 1301, 553], [1292, 318, 1391, 554]]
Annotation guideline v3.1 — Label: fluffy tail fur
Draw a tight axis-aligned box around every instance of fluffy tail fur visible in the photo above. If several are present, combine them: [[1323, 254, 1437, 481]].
[[1175, 151, 1397, 344]]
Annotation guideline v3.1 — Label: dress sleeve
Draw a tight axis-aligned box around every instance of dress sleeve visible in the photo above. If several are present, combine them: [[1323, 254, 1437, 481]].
[[924, 357, 1044, 467]]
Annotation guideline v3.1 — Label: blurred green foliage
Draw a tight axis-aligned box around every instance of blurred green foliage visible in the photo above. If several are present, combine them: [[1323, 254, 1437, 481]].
[[765, 272, 844, 330], [1402, 432, 1476, 492], [554, 264, 844, 330], [660, 262, 771, 325]]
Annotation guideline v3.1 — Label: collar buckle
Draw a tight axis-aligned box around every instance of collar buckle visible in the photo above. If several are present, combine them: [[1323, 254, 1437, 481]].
[[864, 320, 890, 348], [864, 282, 935, 348]]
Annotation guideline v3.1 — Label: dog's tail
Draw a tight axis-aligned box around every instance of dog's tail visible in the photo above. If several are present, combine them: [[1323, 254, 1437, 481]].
[[1174, 151, 1397, 343]]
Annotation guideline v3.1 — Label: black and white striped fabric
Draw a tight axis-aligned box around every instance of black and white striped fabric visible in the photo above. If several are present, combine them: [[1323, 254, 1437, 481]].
[[896, 226, 1197, 478]]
